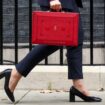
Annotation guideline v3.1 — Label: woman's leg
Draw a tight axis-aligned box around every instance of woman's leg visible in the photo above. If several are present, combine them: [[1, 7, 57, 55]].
[[66, 6, 90, 95], [67, 44, 90, 96], [67, 43, 101, 102], [9, 45, 61, 92], [9, 5, 56, 93]]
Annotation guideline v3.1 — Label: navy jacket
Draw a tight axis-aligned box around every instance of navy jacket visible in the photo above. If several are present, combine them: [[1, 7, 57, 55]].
[[38, 0, 83, 10]]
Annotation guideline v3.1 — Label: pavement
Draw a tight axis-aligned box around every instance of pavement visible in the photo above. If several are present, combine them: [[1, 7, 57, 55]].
[[0, 90, 105, 105], [0, 66, 105, 105]]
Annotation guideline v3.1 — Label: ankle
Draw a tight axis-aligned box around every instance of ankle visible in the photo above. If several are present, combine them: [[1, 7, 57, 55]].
[[11, 69, 22, 79], [73, 80, 84, 89], [74, 83, 84, 90], [72, 79, 90, 96]]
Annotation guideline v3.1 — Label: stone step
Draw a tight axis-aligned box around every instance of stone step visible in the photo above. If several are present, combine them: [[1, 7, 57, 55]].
[[0, 65, 105, 90]]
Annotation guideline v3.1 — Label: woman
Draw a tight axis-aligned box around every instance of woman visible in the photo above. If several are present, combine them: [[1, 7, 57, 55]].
[[0, 0, 102, 103]]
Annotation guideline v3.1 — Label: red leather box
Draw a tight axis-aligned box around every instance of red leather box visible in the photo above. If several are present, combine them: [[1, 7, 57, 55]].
[[32, 11, 79, 46]]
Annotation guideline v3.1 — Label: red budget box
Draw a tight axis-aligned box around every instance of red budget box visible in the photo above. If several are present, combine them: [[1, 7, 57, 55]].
[[32, 11, 79, 46]]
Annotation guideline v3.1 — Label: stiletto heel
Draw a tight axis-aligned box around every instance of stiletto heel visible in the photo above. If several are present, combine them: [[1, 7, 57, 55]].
[[69, 86, 102, 102], [69, 91, 75, 102], [0, 69, 15, 102]]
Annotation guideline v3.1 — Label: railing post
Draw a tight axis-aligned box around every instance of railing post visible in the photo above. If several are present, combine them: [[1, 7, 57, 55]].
[[60, 47, 63, 65], [0, 0, 3, 65], [104, 0, 105, 64], [14, 0, 18, 64], [29, 0, 32, 51], [90, 0, 94, 65]]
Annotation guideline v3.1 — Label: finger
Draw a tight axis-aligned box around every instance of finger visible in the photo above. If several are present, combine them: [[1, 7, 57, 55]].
[[55, 5, 62, 11], [50, 5, 56, 10], [51, 4, 62, 11]]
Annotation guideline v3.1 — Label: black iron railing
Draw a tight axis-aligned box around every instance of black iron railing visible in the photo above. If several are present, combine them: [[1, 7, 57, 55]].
[[90, 0, 93, 65], [0, 0, 3, 65], [0, 0, 105, 65]]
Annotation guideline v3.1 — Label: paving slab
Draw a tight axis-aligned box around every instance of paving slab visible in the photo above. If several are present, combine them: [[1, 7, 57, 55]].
[[9, 90, 105, 105], [0, 90, 29, 105]]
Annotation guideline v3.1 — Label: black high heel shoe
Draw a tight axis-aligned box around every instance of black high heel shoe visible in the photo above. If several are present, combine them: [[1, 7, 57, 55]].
[[0, 69, 15, 102], [69, 86, 102, 102]]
